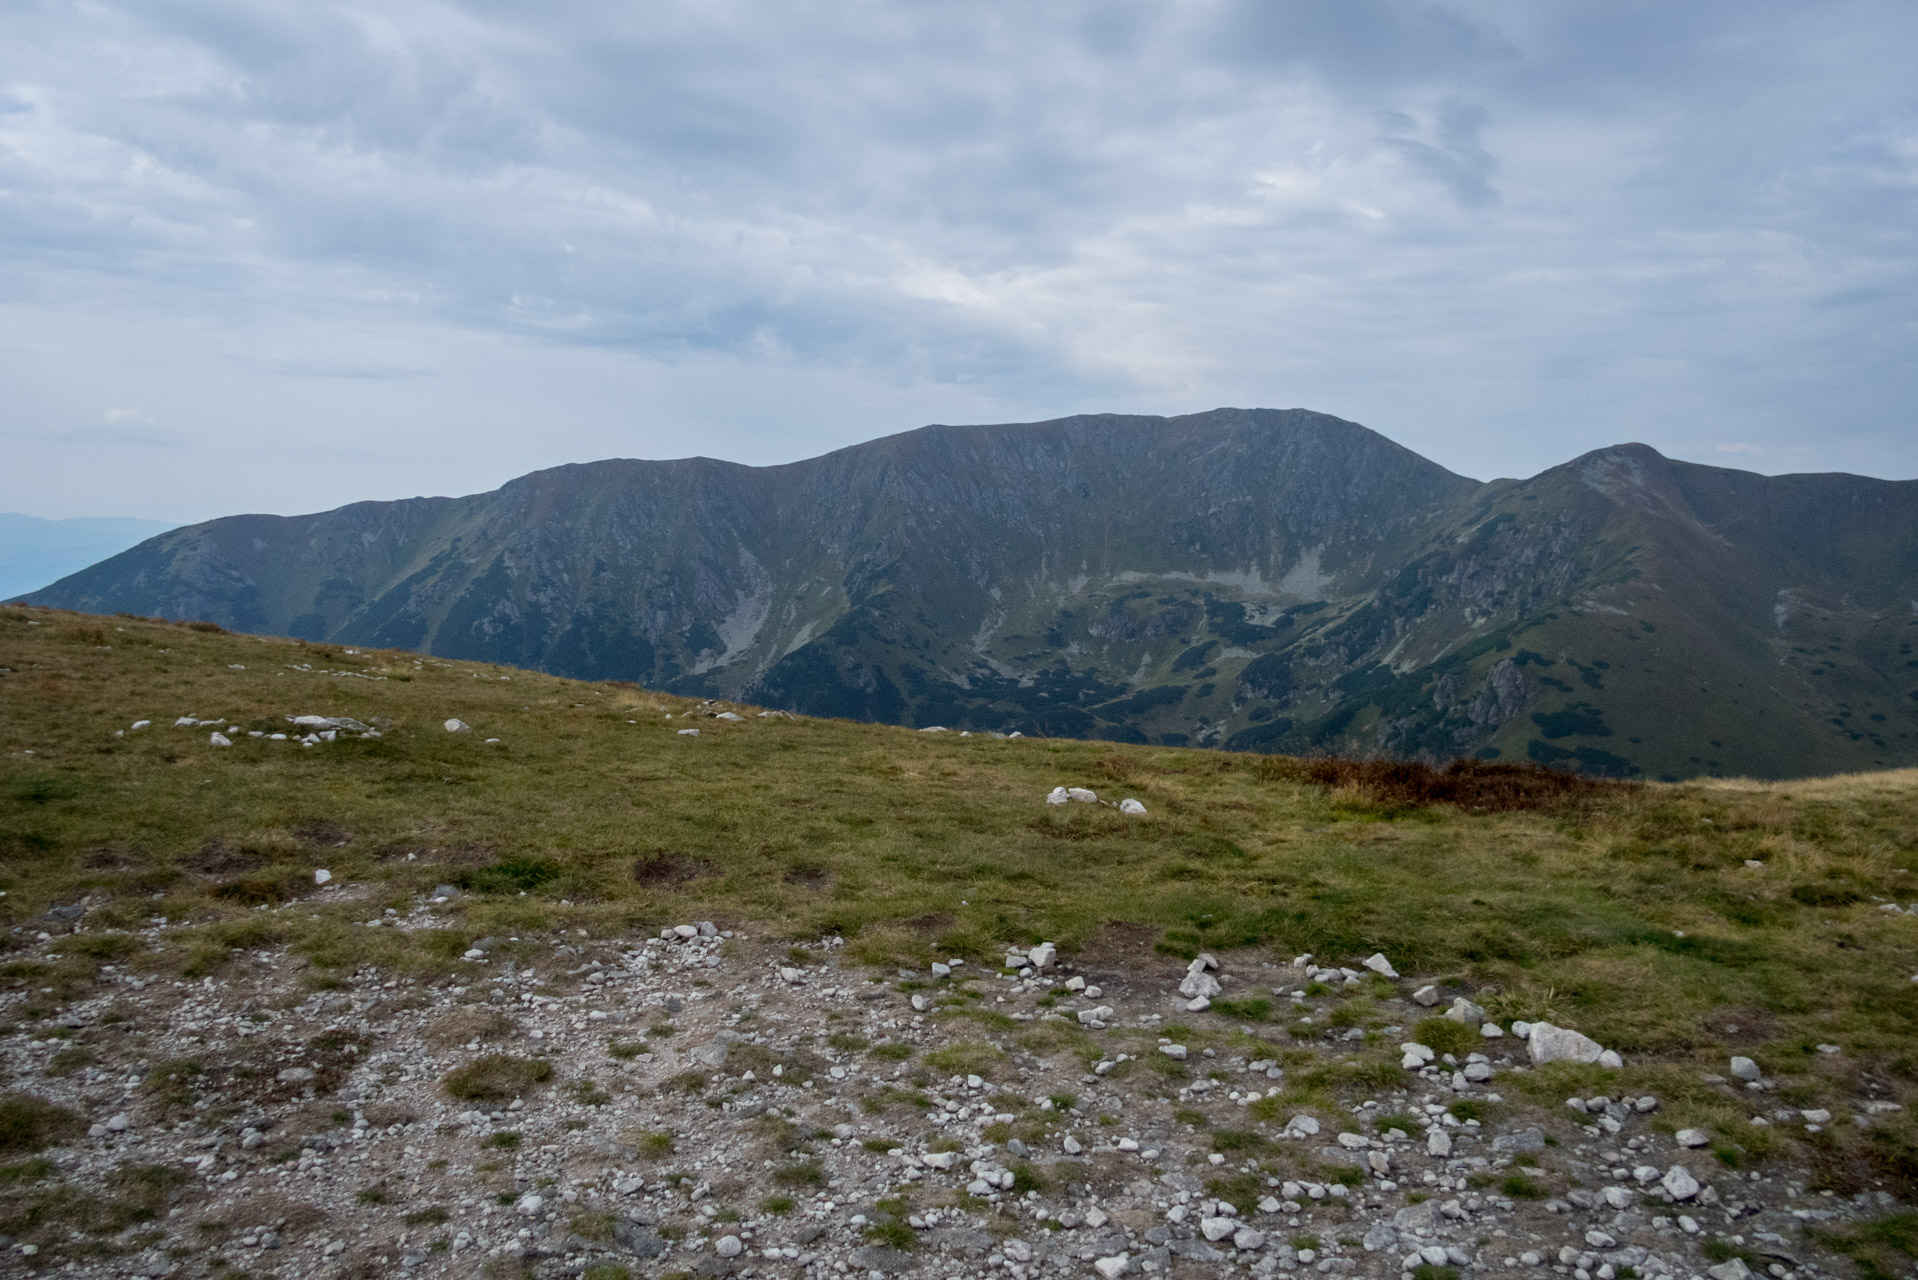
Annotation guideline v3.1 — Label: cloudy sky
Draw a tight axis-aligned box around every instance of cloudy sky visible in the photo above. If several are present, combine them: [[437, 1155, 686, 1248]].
[[3, 0, 1914, 522]]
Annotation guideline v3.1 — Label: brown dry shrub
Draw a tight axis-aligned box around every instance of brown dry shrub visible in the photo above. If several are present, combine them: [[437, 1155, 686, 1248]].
[[1290, 757, 1632, 813]]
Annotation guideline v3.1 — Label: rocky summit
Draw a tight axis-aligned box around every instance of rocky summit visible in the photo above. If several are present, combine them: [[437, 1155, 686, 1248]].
[[23, 409, 1918, 780]]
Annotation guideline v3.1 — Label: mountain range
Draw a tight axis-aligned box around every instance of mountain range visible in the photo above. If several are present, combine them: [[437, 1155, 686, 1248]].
[[21, 408, 1918, 780]]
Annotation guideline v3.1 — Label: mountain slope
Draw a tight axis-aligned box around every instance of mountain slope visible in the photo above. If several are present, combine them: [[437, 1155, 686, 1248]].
[[24, 409, 1918, 779]]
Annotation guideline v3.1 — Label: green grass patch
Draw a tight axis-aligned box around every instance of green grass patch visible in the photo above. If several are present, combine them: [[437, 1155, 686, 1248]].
[[441, 1055, 554, 1102]]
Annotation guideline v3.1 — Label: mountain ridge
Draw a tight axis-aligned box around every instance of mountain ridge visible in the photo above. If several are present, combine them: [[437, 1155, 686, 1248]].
[[23, 408, 1918, 779]]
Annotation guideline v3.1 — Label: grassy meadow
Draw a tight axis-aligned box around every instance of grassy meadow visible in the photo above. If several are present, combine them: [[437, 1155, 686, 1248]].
[[5, 604, 1918, 1192]]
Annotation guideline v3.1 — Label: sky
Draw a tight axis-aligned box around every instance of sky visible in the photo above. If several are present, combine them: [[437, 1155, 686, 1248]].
[[2, 0, 1915, 523]]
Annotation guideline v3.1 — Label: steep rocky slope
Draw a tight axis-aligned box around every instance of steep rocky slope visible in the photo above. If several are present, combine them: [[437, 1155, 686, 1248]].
[[24, 409, 1918, 779]]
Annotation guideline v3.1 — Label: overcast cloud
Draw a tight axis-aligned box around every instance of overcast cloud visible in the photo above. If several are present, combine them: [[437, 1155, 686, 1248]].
[[2, 0, 1914, 521]]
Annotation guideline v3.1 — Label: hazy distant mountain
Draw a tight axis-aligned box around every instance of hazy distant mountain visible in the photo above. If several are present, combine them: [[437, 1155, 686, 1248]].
[[24, 409, 1918, 779], [0, 513, 178, 601]]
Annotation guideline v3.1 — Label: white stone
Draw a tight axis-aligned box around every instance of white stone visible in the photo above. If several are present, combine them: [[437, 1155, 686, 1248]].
[[1412, 985, 1441, 1007], [1336, 1132, 1368, 1149], [444, 719, 470, 733], [1185, 996, 1211, 1012], [1233, 1227, 1265, 1251], [1480, 1023, 1504, 1038], [1674, 1129, 1710, 1148], [1028, 943, 1057, 970], [1597, 1049, 1624, 1069], [312, 869, 332, 885], [677, 728, 699, 736], [277, 1067, 314, 1083], [782, 967, 804, 985], [1286, 1115, 1320, 1135], [1178, 970, 1222, 1000], [1064, 976, 1086, 991], [515, 1194, 543, 1216], [1527, 1022, 1606, 1065], [923, 1151, 960, 1169], [1427, 1129, 1452, 1157], [1067, 787, 1097, 802], [714, 1235, 742, 1257], [1400, 1042, 1436, 1063], [1159, 1044, 1187, 1060], [1084, 1208, 1109, 1228], [104, 1113, 130, 1132], [1363, 953, 1398, 978], [1119, 798, 1147, 815], [1706, 1260, 1752, 1280], [209, 732, 231, 747], [1200, 1217, 1237, 1242], [1045, 787, 1069, 806], [1094, 1256, 1129, 1279], [1729, 1055, 1760, 1081], [1061, 1137, 1082, 1156], [1662, 1165, 1700, 1200], [1801, 1108, 1832, 1124]]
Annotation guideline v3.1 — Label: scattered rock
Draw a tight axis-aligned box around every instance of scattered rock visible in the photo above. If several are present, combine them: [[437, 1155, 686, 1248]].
[[1119, 798, 1147, 815], [1363, 953, 1398, 978], [1663, 1165, 1701, 1200], [1527, 1021, 1609, 1065], [1729, 1055, 1761, 1081], [1491, 1127, 1545, 1154], [848, 1244, 912, 1273], [444, 719, 471, 733]]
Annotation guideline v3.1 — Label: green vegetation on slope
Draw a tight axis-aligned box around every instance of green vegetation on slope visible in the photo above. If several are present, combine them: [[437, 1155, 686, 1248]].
[[6, 605, 1918, 1162]]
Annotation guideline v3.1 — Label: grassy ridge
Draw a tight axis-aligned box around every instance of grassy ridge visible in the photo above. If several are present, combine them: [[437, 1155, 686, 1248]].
[[5, 606, 1918, 1166]]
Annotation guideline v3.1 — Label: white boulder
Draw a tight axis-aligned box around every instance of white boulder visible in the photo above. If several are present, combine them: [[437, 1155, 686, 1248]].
[[1527, 1022, 1607, 1065]]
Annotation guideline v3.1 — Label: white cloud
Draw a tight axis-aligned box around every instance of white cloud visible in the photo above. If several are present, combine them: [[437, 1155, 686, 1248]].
[[0, 0, 1914, 519]]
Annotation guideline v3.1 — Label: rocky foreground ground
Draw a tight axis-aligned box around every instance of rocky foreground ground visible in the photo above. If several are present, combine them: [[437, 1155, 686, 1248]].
[[0, 886, 1899, 1280]]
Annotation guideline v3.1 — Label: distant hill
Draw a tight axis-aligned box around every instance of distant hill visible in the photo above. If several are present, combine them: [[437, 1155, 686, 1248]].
[[23, 408, 1918, 779], [0, 513, 178, 601]]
